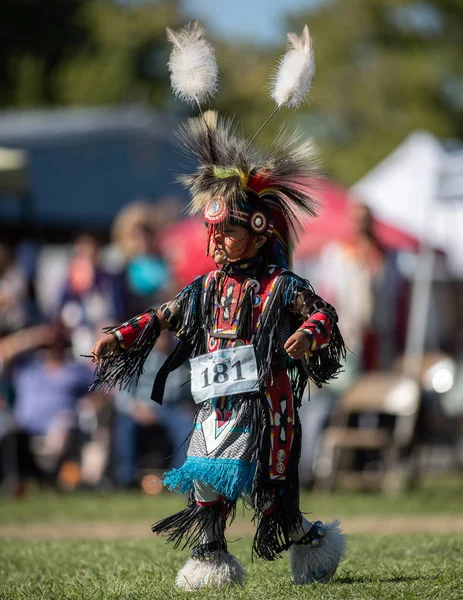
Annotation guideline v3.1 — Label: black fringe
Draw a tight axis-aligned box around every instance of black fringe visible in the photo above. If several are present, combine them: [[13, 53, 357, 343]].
[[287, 361, 308, 407], [204, 272, 217, 336], [151, 499, 232, 552], [279, 272, 347, 389], [302, 322, 346, 388], [151, 338, 193, 404], [178, 275, 208, 357], [236, 282, 254, 340], [254, 272, 293, 387], [247, 393, 303, 561], [89, 310, 160, 393], [150, 276, 207, 405], [252, 501, 298, 560]]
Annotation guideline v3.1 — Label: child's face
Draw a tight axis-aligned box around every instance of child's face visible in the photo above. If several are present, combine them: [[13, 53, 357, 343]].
[[208, 224, 258, 264]]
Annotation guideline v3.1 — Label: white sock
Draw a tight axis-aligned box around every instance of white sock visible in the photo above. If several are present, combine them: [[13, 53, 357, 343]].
[[289, 516, 313, 542]]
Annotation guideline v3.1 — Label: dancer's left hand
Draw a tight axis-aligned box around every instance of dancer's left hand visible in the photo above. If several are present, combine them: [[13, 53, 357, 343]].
[[284, 331, 311, 360]]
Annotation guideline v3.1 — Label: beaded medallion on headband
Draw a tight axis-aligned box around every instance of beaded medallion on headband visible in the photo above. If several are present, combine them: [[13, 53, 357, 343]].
[[204, 195, 228, 224], [167, 20, 322, 268]]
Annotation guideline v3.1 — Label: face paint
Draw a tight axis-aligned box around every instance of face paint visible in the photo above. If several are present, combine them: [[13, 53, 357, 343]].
[[208, 225, 255, 264]]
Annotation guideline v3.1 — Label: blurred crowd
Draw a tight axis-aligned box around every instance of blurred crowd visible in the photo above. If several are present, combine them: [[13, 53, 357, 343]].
[[0, 200, 195, 496], [0, 198, 461, 496]]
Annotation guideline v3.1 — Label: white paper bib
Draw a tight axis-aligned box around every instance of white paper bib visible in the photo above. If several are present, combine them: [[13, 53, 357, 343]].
[[190, 345, 259, 403]]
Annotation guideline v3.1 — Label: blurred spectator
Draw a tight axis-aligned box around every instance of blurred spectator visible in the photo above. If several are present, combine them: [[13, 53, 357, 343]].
[[112, 331, 194, 488], [77, 389, 113, 491], [0, 324, 95, 492], [317, 201, 405, 372], [57, 233, 124, 360], [0, 242, 28, 335], [111, 201, 171, 317]]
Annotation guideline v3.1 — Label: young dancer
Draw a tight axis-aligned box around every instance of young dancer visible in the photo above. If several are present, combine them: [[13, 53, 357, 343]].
[[91, 21, 347, 590]]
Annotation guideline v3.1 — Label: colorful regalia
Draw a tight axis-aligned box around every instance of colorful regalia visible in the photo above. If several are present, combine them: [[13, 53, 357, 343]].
[[91, 21, 347, 590]]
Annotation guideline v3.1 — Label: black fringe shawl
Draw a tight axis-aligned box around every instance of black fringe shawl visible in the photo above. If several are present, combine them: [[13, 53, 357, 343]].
[[280, 272, 347, 392], [252, 271, 346, 401], [89, 269, 345, 401], [151, 275, 207, 404], [176, 270, 346, 400]]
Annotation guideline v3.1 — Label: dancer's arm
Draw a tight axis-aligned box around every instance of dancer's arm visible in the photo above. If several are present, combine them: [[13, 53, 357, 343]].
[[91, 308, 169, 362], [284, 287, 338, 360]]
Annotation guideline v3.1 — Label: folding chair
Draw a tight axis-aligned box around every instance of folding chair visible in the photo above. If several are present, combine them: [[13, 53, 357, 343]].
[[314, 372, 420, 492]]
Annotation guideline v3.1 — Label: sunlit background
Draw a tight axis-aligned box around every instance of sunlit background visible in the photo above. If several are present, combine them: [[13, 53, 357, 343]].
[[0, 0, 462, 503]]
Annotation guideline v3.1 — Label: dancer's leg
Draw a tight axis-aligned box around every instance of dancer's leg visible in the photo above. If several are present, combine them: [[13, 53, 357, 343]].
[[174, 481, 245, 591], [191, 481, 226, 557]]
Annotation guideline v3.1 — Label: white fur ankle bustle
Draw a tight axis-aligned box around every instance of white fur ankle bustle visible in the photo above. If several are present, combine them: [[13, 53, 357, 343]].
[[290, 519, 347, 584], [175, 553, 246, 591]]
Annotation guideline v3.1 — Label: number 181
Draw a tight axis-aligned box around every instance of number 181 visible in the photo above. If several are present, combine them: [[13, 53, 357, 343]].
[[201, 360, 245, 388]]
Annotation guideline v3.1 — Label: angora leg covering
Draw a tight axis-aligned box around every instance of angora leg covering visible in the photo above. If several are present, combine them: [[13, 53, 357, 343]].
[[290, 518, 347, 584], [175, 552, 246, 591]]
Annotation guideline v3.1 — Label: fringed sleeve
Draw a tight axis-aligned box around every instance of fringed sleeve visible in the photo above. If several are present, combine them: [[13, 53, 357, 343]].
[[90, 309, 161, 393], [112, 310, 158, 350], [90, 275, 208, 397], [291, 281, 346, 387]]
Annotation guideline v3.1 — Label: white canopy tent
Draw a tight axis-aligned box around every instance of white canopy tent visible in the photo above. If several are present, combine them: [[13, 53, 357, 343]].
[[352, 131, 463, 277], [352, 131, 463, 377]]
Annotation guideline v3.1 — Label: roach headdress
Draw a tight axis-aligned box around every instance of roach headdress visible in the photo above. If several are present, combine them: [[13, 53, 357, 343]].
[[167, 21, 322, 268]]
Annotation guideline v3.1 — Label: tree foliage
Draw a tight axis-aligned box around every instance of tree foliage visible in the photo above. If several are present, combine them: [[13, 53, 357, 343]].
[[0, 0, 181, 108], [283, 0, 463, 182], [213, 0, 463, 183], [1, 0, 462, 184]]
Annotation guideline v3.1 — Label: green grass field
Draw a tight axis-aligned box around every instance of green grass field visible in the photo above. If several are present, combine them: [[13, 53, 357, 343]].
[[1, 479, 463, 599]]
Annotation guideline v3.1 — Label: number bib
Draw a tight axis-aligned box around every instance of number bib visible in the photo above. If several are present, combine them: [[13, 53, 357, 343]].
[[190, 345, 259, 404]]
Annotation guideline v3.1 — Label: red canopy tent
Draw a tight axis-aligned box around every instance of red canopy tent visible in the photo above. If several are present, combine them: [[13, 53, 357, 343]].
[[160, 219, 216, 287], [294, 181, 418, 260]]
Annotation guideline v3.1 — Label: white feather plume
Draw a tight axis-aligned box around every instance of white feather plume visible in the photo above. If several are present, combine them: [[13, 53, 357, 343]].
[[166, 21, 219, 106], [270, 25, 315, 109]]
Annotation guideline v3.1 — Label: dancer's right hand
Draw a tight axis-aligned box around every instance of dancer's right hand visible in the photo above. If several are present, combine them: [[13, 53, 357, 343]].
[[91, 333, 119, 363]]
